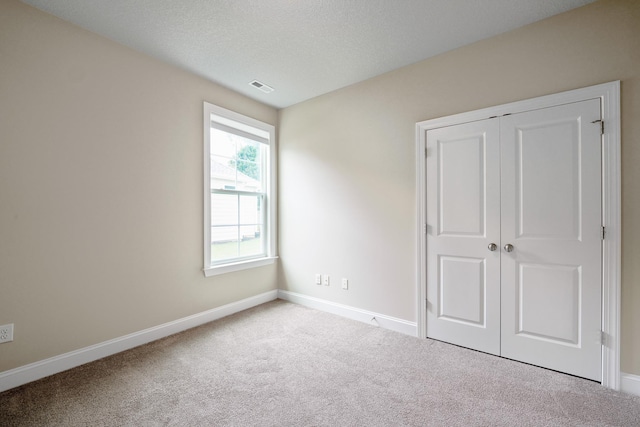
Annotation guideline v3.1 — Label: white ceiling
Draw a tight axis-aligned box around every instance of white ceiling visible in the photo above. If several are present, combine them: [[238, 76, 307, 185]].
[[20, 0, 596, 109]]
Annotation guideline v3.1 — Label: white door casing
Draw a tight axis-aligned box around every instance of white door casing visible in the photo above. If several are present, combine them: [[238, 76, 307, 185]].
[[416, 81, 621, 389]]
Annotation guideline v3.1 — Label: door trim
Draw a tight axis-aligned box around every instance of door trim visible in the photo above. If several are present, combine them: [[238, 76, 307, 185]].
[[415, 81, 621, 390]]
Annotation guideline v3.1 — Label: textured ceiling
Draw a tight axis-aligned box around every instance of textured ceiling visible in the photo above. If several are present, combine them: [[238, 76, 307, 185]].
[[20, 0, 596, 109]]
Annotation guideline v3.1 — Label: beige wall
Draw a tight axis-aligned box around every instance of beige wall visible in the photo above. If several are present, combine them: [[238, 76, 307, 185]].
[[278, 0, 640, 374], [0, 0, 278, 372]]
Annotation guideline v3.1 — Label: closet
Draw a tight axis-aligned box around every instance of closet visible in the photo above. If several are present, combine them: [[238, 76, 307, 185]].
[[424, 98, 603, 381]]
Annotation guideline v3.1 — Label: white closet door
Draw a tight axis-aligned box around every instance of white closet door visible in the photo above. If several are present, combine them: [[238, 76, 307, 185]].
[[500, 99, 602, 381], [426, 119, 501, 355]]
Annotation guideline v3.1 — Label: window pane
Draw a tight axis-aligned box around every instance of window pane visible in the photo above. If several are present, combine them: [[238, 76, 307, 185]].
[[239, 194, 261, 225], [211, 155, 237, 190], [210, 194, 264, 262], [238, 195, 264, 258], [239, 225, 263, 258], [211, 193, 238, 226], [236, 159, 260, 191], [211, 226, 239, 262], [210, 135, 265, 192], [210, 128, 236, 157], [235, 139, 262, 191]]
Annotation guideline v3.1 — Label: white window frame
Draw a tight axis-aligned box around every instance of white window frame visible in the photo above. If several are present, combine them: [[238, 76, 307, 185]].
[[203, 102, 277, 276]]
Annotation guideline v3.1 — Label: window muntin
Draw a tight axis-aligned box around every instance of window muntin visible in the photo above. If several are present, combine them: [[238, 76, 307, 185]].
[[204, 103, 276, 276]]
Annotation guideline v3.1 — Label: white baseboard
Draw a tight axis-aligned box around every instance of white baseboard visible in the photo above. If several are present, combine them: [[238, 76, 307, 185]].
[[277, 290, 417, 337], [5, 288, 630, 397], [621, 372, 640, 397], [0, 290, 278, 393]]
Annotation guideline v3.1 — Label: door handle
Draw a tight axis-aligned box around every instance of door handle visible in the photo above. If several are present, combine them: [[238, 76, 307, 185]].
[[504, 243, 514, 252], [488, 243, 498, 251]]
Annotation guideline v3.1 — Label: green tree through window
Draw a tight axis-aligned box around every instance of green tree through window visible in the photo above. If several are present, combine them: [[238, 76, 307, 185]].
[[231, 144, 259, 180]]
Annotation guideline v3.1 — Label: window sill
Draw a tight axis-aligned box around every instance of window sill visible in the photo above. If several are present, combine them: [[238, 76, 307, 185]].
[[203, 256, 278, 277]]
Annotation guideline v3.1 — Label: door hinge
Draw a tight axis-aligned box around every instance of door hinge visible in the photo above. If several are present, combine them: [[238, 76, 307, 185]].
[[425, 147, 428, 157], [601, 330, 607, 346], [591, 119, 604, 135], [424, 223, 427, 234], [602, 226, 606, 240]]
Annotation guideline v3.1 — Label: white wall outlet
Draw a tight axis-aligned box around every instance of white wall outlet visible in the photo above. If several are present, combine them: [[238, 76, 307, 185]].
[[0, 324, 14, 343], [315, 273, 322, 285], [323, 275, 330, 286], [342, 278, 349, 290]]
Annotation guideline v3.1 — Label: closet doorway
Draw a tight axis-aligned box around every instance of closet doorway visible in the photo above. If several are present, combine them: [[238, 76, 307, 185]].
[[416, 82, 620, 387]]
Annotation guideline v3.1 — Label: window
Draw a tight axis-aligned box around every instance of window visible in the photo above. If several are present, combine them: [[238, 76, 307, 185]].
[[203, 102, 276, 276]]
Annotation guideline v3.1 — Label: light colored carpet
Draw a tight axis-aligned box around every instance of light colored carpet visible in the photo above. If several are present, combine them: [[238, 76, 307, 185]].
[[1, 300, 639, 426]]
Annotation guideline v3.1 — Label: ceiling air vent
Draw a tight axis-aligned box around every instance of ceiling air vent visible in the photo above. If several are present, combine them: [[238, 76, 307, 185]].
[[249, 80, 274, 94]]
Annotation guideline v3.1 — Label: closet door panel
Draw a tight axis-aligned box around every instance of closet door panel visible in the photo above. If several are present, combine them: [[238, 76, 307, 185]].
[[500, 99, 603, 381], [426, 119, 501, 355]]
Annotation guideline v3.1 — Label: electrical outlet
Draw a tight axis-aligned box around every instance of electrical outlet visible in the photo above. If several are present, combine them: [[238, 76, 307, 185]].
[[342, 278, 349, 290], [315, 273, 322, 285], [0, 324, 14, 343], [323, 275, 330, 286]]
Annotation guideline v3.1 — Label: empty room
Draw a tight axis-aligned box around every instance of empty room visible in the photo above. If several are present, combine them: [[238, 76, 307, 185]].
[[1, 0, 639, 425]]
